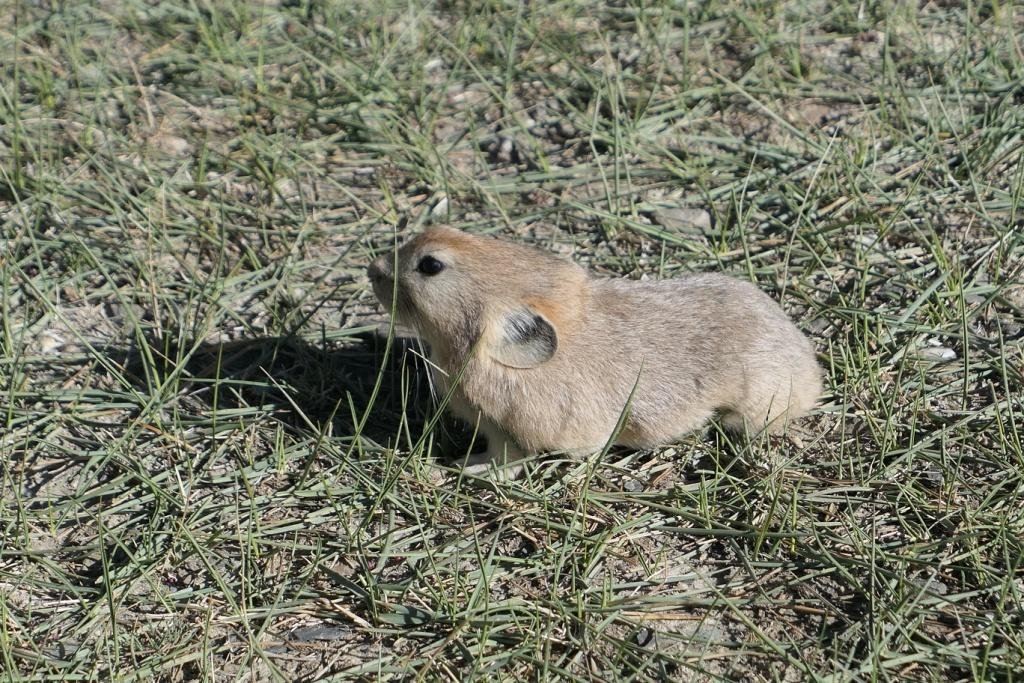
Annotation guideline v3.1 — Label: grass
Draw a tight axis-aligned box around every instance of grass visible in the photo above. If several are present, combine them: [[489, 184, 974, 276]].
[[1, 0, 1022, 680]]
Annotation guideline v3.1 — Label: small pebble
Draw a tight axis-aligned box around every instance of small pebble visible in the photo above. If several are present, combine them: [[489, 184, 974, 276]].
[[912, 345, 956, 362], [152, 133, 192, 157], [635, 627, 655, 647], [650, 206, 712, 234], [623, 478, 644, 493], [431, 195, 449, 216], [39, 331, 63, 354], [290, 626, 351, 642]]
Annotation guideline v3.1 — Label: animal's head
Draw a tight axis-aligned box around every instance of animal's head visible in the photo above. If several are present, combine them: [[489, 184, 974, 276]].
[[367, 227, 586, 367]]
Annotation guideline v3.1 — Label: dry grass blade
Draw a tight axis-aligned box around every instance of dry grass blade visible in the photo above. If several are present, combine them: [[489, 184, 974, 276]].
[[1, 1, 1022, 681]]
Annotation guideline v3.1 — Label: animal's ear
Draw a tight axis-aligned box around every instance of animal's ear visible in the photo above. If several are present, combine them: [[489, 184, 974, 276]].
[[490, 307, 558, 368]]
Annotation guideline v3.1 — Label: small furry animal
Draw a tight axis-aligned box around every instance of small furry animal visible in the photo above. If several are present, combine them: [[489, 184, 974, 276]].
[[367, 227, 822, 474]]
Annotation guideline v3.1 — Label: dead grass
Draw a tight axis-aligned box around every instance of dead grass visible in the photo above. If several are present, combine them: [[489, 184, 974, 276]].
[[1, 0, 1022, 680]]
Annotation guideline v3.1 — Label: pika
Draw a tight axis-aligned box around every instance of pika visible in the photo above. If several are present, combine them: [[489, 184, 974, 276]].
[[367, 227, 822, 474]]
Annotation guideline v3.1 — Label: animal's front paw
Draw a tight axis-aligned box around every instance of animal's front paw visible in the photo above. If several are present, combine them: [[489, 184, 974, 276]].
[[455, 452, 523, 480]]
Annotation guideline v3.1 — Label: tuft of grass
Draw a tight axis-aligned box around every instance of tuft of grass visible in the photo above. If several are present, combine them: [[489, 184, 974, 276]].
[[2, 0, 1022, 680]]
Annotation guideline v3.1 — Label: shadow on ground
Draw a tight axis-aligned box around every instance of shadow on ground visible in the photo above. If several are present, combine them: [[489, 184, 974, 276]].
[[113, 330, 479, 457]]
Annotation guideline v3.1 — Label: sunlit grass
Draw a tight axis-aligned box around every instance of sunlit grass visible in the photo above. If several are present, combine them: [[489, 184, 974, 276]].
[[1, 0, 1022, 680]]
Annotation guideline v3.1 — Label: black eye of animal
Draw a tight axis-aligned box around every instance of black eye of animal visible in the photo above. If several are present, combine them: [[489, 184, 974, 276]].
[[416, 255, 445, 276]]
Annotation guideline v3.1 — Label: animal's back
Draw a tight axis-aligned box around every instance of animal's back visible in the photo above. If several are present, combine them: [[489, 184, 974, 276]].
[[584, 274, 821, 443]]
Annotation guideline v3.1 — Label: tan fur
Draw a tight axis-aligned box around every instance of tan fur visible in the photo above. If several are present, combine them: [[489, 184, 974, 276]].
[[367, 227, 823, 475]]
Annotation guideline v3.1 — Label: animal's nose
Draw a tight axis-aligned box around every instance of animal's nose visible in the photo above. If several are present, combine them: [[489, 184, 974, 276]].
[[367, 257, 390, 282]]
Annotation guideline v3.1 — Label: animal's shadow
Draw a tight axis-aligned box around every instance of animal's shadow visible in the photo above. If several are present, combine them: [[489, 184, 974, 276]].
[[116, 330, 479, 456], [111, 331, 751, 475]]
